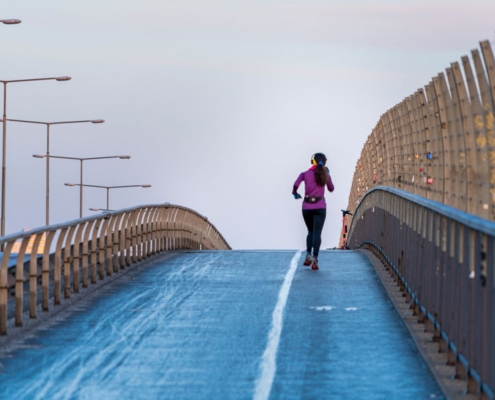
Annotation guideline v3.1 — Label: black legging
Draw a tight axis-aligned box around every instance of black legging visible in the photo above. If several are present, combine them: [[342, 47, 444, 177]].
[[302, 209, 326, 257]]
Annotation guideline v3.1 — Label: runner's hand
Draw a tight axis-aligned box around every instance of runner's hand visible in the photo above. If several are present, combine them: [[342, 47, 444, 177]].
[[293, 193, 302, 199]]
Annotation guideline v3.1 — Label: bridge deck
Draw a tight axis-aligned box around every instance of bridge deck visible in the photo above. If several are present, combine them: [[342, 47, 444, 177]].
[[0, 251, 441, 399]]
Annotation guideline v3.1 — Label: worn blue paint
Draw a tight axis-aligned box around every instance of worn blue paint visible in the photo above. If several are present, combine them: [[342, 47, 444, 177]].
[[0, 251, 442, 399]]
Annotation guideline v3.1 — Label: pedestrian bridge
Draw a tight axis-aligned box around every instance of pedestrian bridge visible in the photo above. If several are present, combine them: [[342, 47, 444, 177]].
[[1, 38, 495, 400], [0, 250, 441, 400]]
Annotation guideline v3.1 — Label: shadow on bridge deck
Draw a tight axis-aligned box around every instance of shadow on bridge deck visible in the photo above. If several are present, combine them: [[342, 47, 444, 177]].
[[0, 250, 442, 399]]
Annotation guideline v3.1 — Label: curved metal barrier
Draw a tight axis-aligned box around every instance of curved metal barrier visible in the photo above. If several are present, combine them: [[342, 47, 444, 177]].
[[348, 186, 494, 397], [0, 203, 230, 335], [341, 39, 495, 247]]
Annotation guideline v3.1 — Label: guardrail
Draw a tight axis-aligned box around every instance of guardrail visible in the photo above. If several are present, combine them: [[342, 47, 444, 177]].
[[348, 186, 494, 398], [0, 203, 231, 335], [341, 39, 495, 247]]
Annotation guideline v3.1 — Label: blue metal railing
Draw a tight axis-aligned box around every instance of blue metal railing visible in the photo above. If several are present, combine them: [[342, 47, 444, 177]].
[[348, 186, 495, 399]]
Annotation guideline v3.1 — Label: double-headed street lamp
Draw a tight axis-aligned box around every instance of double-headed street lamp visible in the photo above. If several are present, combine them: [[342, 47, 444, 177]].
[[34, 155, 131, 219], [0, 76, 71, 236], [9, 119, 104, 224], [65, 184, 152, 212]]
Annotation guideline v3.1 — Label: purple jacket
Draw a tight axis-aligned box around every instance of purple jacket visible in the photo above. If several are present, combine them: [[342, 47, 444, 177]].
[[293, 166, 335, 210]]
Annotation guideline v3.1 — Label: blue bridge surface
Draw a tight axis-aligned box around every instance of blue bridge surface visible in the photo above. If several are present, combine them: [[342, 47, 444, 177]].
[[0, 250, 442, 399]]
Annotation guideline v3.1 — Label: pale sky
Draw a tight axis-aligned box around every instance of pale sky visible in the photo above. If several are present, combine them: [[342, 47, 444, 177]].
[[2, 0, 495, 249]]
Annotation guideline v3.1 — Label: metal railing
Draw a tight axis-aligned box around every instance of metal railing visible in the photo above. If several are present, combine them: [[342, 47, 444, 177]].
[[341, 39, 495, 247], [348, 186, 494, 398], [0, 203, 231, 335]]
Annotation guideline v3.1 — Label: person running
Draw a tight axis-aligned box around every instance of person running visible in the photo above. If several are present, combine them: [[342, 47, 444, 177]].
[[292, 153, 334, 270]]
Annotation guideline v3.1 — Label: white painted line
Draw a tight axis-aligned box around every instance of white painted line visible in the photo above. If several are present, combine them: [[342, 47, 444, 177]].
[[310, 306, 334, 311], [253, 250, 302, 400]]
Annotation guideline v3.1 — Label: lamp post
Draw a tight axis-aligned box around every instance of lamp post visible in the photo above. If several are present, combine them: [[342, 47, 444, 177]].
[[0, 76, 71, 236], [65, 184, 152, 212], [33, 155, 131, 220], [9, 119, 104, 224], [0, 20, 21, 25]]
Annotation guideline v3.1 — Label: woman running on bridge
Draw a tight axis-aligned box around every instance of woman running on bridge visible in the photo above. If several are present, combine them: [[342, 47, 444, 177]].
[[292, 153, 334, 270]]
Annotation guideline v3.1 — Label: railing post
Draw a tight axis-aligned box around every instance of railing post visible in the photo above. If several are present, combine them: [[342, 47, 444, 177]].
[[128, 211, 137, 266], [0, 241, 15, 335], [54, 228, 68, 305], [136, 209, 145, 261], [29, 233, 44, 319], [131, 210, 139, 264], [73, 222, 87, 294], [161, 206, 170, 251], [82, 220, 96, 288], [15, 237, 30, 326], [98, 217, 110, 279], [63, 225, 78, 299], [172, 208, 178, 250], [145, 207, 154, 257], [141, 208, 150, 259], [120, 212, 130, 269], [104, 215, 115, 276], [91, 219, 102, 284], [42, 231, 56, 311], [112, 214, 124, 273]]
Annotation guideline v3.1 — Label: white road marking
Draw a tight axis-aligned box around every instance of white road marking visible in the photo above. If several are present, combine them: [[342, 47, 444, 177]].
[[310, 306, 334, 311], [253, 250, 302, 400]]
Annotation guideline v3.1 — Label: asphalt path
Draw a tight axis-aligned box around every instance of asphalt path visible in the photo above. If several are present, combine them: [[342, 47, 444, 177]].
[[0, 250, 442, 399]]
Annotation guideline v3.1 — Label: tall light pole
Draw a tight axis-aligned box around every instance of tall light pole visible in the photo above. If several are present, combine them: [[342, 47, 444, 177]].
[[0, 17, 20, 243], [9, 119, 104, 224], [0, 76, 71, 236], [65, 184, 152, 213], [33, 155, 131, 219]]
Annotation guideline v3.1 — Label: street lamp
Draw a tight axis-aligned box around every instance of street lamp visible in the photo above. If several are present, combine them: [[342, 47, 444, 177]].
[[64, 184, 152, 212], [33, 154, 130, 219], [9, 119, 104, 224], [0, 76, 71, 236], [0, 20, 21, 25]]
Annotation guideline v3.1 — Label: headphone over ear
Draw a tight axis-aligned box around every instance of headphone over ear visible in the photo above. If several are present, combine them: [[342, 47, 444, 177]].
[[311, 153, 327, 166]]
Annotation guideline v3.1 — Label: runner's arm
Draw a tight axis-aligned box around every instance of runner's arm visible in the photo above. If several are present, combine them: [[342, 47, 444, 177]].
[[327, 175, 335, 192], [292, 173, 304, 195]]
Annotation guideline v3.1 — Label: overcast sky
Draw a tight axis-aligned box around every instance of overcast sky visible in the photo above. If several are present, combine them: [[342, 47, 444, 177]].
[[1, 0, 495, 249]]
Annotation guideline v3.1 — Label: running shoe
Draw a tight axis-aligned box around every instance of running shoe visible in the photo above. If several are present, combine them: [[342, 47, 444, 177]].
[[311, 258, 319, 270], [303, 254, 312, 266]]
